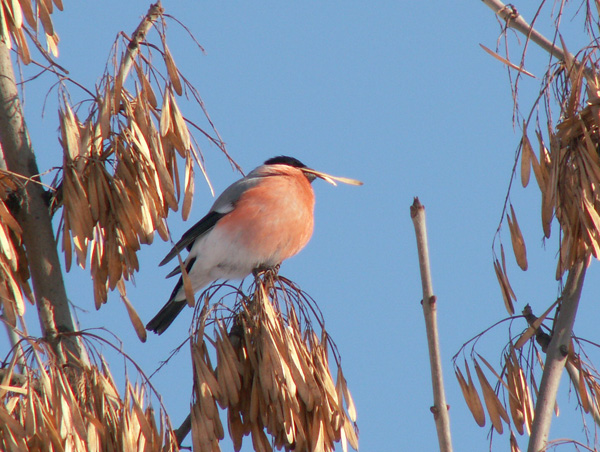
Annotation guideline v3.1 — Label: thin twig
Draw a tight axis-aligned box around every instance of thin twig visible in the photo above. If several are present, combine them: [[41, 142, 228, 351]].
[[175, 413, 192, 446], [410, 197, 453, 452]]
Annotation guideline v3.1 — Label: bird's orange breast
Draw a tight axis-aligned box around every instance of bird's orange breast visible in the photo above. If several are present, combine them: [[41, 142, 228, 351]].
[[217, 169, 315, 265]]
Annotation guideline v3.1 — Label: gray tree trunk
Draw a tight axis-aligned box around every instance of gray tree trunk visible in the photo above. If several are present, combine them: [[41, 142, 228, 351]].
[[0, 43, 79, 361]]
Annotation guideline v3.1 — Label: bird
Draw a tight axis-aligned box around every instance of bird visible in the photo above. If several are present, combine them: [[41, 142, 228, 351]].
[[146, 155, 362, 334]]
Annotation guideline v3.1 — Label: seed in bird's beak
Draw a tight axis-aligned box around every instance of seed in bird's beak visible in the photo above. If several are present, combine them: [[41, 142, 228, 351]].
[[303, 168, 363, 186]]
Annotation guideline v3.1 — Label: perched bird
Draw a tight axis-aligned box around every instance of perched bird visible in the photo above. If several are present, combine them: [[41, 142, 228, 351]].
[[146, 155, 361, 334]]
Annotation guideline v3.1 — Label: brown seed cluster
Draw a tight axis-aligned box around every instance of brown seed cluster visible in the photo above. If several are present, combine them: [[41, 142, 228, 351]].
[[58, 76, 191, 310], [190, 277, 358, 452], [0, 0, 61, 64], [456, 337, 600, 449], [519, 54, 600, 279], [455, 351, 535, 442], [490, 49, 600, 320], [53, 10, 232, 337], [1, 4, 233, 337], [0, 340, 179, 451]]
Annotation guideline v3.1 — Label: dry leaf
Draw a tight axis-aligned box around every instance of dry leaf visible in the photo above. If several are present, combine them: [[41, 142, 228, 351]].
[[479, 44, 536, 77]]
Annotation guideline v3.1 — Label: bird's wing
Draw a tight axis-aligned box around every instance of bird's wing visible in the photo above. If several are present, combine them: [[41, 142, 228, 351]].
[[159, 210, 225, 266], [209, 174, 263, 213], [159, 175, 263, 267]]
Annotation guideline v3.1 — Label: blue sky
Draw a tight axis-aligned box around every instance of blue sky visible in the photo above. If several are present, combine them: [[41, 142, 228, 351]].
[[8, 1, 600, 451]]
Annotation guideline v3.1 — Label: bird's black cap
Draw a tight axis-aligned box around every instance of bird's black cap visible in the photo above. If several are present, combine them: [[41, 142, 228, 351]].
[[264, 156, 307, 168]]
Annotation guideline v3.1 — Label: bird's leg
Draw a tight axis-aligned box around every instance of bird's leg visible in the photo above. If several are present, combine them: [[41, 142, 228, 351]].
[[252, 264, 280, 285], [252, 264, 280, 295]]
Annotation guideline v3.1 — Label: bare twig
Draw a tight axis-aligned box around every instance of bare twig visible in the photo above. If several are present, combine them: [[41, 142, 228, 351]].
[[480, 0, 595, 79], [527, 260, 587, 452], [117, 2, 164, 83], [481, 0, 571, 61], [410, 197, 453, 452], [175, 413, 191, 446]]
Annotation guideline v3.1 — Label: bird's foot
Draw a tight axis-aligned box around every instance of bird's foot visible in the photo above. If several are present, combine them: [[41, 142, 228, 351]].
[[252, 265, 281, 289], [252, 264, 280, 277]]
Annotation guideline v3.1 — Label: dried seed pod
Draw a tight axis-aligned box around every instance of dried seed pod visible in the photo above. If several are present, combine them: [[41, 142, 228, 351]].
[[228, 408, 244, 452], [118, 283, 147, 342], [510, 431, 521, 452], [504, 354, 525, 435], [59, 104, 82, 161], [493, 258, 515, 315], [183, 156, 195, 221], [14, 27, 30, 64], [574, 357, 591, 414], [507, 204, 528, 271], [337, 367, 357, 423], [456, 363, 485, 427], [521, 127, 532, 188], [163, 45, 183, 96], [192, 344, 222, 403], [135, 61, 158, 109], [215, 332, 241, 407], [474, 359, 509, 434], [508, 349, 535, 435], [159, 87, 172, 137], [37, 0, 54, 37]]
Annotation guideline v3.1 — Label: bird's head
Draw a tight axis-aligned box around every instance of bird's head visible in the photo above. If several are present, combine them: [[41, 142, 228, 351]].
[[264, 156, 363, 186]]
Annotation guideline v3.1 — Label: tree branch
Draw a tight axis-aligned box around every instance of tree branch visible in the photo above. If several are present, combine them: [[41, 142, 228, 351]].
[[0, 43, 79, 361], [410, 197, 453, 452], [481, 0, 572, 61], [527, 260, 587, 452], [480, 0, 596, 78], [117, 2, 164, 85]]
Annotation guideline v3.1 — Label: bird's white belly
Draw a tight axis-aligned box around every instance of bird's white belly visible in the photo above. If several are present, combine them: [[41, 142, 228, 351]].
[[186, 226, 279, 286]]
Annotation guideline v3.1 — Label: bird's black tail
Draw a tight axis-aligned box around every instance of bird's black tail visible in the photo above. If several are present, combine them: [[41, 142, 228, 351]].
[[148, 257, 197, 335], [146, 299, 187, 335]]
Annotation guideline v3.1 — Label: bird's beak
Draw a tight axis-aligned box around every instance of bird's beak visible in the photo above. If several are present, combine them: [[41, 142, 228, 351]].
[[303, 168, 363, 186]]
